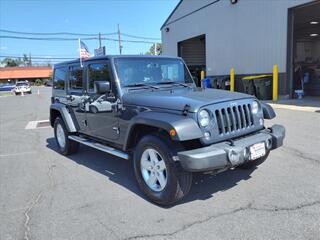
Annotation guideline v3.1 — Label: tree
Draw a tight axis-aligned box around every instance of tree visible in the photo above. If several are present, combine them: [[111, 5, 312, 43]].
[[1, 58, 20, 67], [145, 43, 162, 55], [22, 54, 31, 66]]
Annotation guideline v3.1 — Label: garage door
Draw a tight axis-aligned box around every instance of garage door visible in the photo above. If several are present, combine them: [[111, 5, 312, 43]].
[[178, 35, 206, 67]]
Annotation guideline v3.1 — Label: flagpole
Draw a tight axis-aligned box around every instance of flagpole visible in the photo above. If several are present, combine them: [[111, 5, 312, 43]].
[[79, 38, 83, 68]]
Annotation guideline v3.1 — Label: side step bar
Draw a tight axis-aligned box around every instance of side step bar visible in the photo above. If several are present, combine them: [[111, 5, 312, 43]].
[[68, 135, 129, 160]]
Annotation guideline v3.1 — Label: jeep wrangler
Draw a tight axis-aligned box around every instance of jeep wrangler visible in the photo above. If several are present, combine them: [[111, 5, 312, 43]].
[[50, 55, 285, 205]]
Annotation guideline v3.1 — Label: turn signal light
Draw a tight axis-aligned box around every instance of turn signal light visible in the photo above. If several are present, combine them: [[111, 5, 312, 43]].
[[169, 129, 176, 137]]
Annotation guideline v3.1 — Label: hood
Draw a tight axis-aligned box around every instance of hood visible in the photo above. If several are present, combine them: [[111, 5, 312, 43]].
[[122, 87, 254, 112]]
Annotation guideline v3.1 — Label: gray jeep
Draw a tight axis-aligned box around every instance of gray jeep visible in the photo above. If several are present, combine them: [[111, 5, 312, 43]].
[[50, 55, 285, 205]]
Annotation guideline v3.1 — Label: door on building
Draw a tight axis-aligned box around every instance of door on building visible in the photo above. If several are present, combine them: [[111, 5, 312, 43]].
[[288, 1, 320, 97], [178, 35, 206, 86]]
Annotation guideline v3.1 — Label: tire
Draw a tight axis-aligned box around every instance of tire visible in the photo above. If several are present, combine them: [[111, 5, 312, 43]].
[[54, 117, 79, 155], [90, 106, 98, 114], [239, 151, 270, 169], [133, 133, 192, 206]]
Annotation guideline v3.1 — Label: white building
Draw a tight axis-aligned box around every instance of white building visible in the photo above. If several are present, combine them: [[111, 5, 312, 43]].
[[161, 0, 320, 97]]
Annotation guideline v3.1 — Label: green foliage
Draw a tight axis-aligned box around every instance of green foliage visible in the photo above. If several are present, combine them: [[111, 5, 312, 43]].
[[35, 79, 42, 86], [1, 54, 31, 67], [22, 54, 31, 66], [1, 58, 20, 67], [145, 43, 162, 55]]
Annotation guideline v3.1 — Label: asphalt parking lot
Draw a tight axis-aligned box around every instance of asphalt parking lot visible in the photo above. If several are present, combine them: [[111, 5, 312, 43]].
[[0, 87, 319, 240]]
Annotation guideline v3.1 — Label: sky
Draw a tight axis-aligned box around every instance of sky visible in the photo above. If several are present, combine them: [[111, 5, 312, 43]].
[[0, 0, 179, 65]]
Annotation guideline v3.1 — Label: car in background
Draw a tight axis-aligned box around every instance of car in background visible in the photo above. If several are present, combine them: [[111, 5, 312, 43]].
[[14, 81, 32, 95], [45, 80, 53, 87], [0, 83, 16, 92], [89, 95, 112, 113]]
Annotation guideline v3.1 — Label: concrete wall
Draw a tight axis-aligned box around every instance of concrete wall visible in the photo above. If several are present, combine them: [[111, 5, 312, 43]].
[[162, 0, 312, 76]]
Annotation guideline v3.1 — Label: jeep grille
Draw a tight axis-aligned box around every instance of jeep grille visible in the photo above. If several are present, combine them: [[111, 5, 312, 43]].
[[215, 104, 253, 135]]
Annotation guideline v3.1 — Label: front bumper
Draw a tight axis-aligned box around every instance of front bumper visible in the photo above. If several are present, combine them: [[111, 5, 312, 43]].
[[178, 124, 285, 172], [15, 88, 31, 93]]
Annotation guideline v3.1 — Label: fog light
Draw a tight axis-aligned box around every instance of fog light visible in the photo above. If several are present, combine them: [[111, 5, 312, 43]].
[[266, 138, 272, 150], [204, 131, 211, 139], [228, 150, 240, 165]]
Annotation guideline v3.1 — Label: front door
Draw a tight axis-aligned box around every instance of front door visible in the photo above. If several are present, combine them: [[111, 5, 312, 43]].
[[84, 60, 120, 141]]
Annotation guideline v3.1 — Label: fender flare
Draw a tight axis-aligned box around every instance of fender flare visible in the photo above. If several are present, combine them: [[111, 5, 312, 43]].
[[123, 111, 203, 150], [261, 102, 276, 119], [50, 103, 78, 132]]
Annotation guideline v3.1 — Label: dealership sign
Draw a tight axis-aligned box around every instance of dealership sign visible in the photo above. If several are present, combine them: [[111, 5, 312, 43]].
[[94, 46, 106, 56]]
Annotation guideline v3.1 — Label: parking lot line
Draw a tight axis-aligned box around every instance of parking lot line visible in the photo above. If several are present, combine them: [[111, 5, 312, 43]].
[[0, 151, 37, 158], [25, 120, 50, 130]]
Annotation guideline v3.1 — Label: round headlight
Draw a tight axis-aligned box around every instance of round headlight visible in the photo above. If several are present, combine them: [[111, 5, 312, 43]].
[[198, 109, 210, 127], [251, 101, 259, 114]]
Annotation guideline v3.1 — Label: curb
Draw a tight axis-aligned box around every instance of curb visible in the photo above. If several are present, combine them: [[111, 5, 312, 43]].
[[268, 103, 320, 113]]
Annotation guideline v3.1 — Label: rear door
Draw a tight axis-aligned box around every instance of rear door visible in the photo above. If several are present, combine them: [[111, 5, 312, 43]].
[[65, 63, 88, 132], [84, 60, 120, 140]]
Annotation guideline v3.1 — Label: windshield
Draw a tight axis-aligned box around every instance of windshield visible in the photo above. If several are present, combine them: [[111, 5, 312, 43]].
[[16, 82, 29, 86], [114, 58, 193, 87]]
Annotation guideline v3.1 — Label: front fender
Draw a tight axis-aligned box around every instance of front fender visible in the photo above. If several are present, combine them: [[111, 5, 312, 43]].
[[261, 102, 276, 119], [50, 103, 78, 132], [123, 111, 203, 150]]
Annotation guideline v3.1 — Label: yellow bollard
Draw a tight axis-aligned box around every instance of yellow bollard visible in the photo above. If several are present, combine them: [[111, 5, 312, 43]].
[[200, 70, 205, 88], [200, 70, 205, 80], [230, 67, 235, 92], [272, 64, 278, 101]]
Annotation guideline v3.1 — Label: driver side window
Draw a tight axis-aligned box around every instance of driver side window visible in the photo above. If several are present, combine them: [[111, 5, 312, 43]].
[[88, 63, 111, 93]]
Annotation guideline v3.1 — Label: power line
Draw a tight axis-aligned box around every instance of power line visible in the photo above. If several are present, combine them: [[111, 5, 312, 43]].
[[0, 29, 161, 40], [121, 33, 160, 41], [0, 55, 74, 59], [2, 53, 77, 57], [0, 29, 117, 36], [0, 35, 157, 44]]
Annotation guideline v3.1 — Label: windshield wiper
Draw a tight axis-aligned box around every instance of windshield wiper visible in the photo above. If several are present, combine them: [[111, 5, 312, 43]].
[[156, 81, 189, 87], [124, 83, 159, 89]]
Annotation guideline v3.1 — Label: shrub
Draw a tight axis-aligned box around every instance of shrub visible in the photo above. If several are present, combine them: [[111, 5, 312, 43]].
[[35, 79, 42, 86]]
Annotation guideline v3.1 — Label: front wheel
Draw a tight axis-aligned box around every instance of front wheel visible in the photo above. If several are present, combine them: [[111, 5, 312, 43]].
[[54, 117, 79, 155], [133, 134, 192, 206], [90, 105, 98, 114]]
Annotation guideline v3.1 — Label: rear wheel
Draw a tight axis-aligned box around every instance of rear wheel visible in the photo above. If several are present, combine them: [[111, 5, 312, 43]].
[[54, 117, 79, 155], [133, 134, 192, 205], [239, 151, 270, 169]]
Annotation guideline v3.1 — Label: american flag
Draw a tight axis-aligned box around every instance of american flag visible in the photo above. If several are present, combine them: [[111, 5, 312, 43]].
[[79, 40, 90, 59]]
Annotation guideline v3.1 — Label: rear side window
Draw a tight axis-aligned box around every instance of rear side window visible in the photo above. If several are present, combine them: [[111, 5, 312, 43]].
[[53, 67, 67, 90], [88, 63, 111, 92], [69, 65, 83, 91]]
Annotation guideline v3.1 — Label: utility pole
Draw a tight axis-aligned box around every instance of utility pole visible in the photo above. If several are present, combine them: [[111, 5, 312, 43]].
[[117, 24, 122, 55], [98, 32, 102, 48], [154, 42, 157, 55]]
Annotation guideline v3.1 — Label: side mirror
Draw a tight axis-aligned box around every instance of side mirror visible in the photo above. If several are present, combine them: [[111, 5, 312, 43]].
[[95, 81, 110, 94]]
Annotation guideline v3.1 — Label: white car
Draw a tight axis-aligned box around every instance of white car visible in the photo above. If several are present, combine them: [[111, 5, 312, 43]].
[[89, 95, 112, 113], [14, 81, 32, 95]]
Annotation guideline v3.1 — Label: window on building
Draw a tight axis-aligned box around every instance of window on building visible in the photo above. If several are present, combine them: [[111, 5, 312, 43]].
[[53, 67, 67, 90], [69, 65, 83, 91], [88, 63, 111, 92]]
